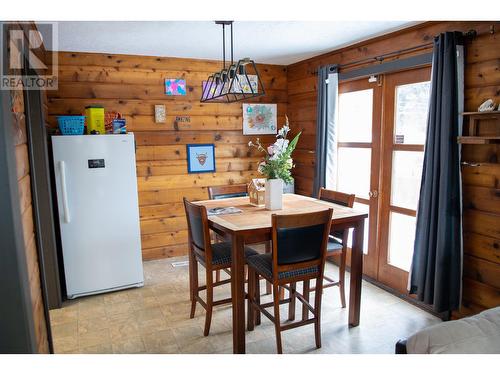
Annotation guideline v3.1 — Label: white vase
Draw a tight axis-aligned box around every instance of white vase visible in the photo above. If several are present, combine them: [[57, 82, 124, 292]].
[[265, 178, 283, 210]]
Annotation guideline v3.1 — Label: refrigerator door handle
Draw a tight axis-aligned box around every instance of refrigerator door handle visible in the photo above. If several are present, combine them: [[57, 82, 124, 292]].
[[59, 160, 71, 223]]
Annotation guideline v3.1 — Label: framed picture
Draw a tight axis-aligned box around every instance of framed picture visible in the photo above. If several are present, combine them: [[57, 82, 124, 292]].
[[186, 144, 216, 173], [242, 103, 277, 135], [165, 79, 186, 95]]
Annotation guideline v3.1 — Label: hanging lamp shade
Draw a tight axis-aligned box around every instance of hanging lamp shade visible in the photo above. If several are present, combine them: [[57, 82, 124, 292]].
[[200, 22, 265, 103]]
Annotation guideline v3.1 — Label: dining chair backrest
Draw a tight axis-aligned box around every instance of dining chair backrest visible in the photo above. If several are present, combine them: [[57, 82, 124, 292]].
[[183, 198, 211, 254], [318, 188, 355, 208], [208, 184, 248, 200], [271, 209, 333, 279]]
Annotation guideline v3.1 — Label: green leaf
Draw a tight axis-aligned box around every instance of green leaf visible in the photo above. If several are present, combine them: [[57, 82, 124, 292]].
[[285, 131, 301, 157]]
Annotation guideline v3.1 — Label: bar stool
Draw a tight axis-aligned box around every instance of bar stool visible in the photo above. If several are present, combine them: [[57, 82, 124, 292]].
[[184, 198, 258, 336], [207, 184, 272, 294], [246, 209, 333, 353], [317, 187, 355, 309]]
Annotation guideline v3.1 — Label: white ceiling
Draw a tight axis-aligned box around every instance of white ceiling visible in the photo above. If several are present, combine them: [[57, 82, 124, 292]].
[[43, 21, 415, 65]]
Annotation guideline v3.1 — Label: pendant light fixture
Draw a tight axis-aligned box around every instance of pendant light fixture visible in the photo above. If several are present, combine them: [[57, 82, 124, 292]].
[[201, 21, 265, 103]]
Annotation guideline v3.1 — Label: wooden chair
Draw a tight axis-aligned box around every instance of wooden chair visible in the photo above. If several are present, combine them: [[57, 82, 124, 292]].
[[207, 183, 248, 200], [246, 209, 333, 354], [317, 187, 355, 309], [207, 184, 272, 295], [183, 198, 258, 336], [208, 184, 248, 283]]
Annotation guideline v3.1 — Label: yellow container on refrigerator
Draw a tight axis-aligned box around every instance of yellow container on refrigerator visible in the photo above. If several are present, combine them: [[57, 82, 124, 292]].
[[85, 105, 105, 134]]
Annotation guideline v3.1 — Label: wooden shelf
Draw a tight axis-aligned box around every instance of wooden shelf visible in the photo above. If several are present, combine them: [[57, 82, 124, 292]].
[[461, 111, 500, 117], [458, 136, 500, 144]]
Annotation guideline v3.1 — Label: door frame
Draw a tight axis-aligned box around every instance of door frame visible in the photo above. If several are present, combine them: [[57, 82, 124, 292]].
[[0, 69, 38, 353], [335, 65, 432, 291], [23, 70, 63, 310]]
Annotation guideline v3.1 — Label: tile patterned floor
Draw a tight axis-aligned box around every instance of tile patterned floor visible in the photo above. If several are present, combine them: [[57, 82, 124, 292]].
[[50, 256, 441, 354]]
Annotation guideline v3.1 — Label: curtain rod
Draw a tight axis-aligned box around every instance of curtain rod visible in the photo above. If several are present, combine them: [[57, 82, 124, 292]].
[[331, 29, 482, 72]]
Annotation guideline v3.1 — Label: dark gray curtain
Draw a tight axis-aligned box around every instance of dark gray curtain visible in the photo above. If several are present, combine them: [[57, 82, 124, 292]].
[[313, 64, 338, 196], [409, 32, 464, 313]]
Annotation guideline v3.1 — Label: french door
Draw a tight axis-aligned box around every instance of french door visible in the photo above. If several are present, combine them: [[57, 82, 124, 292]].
[[333, 78, 382, 279], [377, 68, 431, 293], [333, 66, 431, 293]]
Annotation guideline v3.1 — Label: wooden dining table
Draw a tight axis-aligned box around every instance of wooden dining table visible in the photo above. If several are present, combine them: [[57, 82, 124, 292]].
[[194, 193, 368, 354]]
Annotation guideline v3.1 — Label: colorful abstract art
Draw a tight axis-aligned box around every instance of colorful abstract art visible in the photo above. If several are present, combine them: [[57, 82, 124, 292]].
[[186, 144, 216, 173], [242, 104, 277, 135], [165, 79, 186, 96]]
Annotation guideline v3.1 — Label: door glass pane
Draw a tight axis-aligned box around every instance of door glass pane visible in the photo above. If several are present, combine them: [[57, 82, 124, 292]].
[[336, 147, 371, 200], [394, 81, 430, 145], [338, 89, 373, 142], [388, 212, 416, 271], [391, 151, 424, 210]]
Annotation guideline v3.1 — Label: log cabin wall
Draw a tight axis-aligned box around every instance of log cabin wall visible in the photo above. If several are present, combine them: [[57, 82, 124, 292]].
[[287, 21, 500, 317], [46, 52, 287, 260]]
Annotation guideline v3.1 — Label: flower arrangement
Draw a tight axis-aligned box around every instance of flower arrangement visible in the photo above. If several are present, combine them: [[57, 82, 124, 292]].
[[248, 116, 301, 184]]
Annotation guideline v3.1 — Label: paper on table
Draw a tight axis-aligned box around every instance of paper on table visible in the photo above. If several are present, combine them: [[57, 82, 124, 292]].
[[207, 206, 242, 216]]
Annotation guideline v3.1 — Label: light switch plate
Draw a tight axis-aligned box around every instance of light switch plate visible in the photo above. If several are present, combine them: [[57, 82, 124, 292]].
[[155, 104, 166, 123]]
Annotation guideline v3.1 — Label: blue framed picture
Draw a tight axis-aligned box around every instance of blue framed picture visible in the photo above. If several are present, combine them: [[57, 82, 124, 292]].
[[186, 144, 216, 173]]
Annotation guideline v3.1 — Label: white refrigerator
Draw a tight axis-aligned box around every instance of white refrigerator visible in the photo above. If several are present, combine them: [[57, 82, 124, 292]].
[[52, 134, 144, 299]]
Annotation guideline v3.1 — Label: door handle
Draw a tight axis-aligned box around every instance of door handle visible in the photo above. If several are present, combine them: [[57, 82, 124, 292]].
[[59, 161, 71, 223]]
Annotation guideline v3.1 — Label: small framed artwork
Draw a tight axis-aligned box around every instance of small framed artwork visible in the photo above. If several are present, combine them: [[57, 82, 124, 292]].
[[243, 103, 277, 135], [165, 79, 186, 95], [186, 144, 216, 174], [154, 104, 166, 123]]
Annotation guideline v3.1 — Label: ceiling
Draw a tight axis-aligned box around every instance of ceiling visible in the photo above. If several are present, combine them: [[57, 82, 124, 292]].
[[43, 21, 415, 65]]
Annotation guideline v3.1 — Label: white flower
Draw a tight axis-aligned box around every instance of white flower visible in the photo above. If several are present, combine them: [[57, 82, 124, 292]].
[[276, 125, 290, 138], [248, 141, 254, 147], [273, 138, 289, 154]]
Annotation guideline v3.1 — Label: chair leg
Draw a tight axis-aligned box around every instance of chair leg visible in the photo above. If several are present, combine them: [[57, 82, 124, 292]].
[[288, 282, 297, 321], [272, 284, 283, 354], [203, 268, 214, 336], [339, 248, 347, 308], [279, 286, 285, 300], [314, 277, 323, 349], [247, 268, 255, 331], [189, 253, 198, 319], [214, 233, 222, 283], [265, 241, 272, 295], [302, 279, 310, 320], [255, 275, 261, 326]]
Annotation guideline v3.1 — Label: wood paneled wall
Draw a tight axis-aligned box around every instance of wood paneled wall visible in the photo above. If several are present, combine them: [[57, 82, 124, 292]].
[[46, 52, 287, 260], [287, 21, 500, 317]]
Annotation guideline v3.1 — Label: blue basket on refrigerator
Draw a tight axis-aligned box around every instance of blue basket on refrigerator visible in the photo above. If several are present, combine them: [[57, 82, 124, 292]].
[[57, 116, 85, 135]]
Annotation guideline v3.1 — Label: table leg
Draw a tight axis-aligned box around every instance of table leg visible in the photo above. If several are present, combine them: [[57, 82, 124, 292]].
[[349, 219, 364, 327], [231, 233, 246, 353]]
